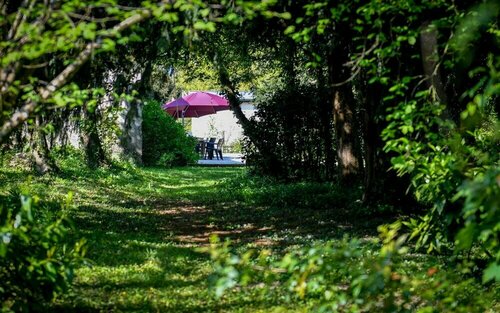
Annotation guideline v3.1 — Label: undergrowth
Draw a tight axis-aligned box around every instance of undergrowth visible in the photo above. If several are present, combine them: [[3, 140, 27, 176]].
[[0, 158, 497, 311]]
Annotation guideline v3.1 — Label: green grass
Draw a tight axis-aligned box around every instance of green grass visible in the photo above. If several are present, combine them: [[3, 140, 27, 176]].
[[0, 165, 498, 312], [1, 166, 313, 312]]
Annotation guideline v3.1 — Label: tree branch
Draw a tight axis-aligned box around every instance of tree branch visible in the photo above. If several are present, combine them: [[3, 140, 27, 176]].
[[66, 12, 119, 23], [0, 9, 153, 144], [218, 67, 252, 130], [6, 0, 31, 40], [332, 36, 379, 87], [39, 42, 100, 99]]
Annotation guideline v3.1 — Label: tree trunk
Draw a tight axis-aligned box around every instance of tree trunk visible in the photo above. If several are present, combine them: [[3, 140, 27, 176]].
[[333, 87, 359, 181], [328, 37, 360, 183], [118, 98, 143, 165], [218, 67, 284, 174], [218, 67, 258, 140], [420, 21, 448, 105], [31, 116, 58, 174], [82, 109, 106, 169]]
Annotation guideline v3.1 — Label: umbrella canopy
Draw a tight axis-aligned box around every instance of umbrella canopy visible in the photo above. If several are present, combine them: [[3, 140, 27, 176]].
[[162, 91, 229, 118]]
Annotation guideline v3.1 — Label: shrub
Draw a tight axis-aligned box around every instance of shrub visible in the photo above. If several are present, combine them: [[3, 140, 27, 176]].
[[382, 88, 499, 280], [208, 223, 499, 312], [142, 100, 198, 167], [244, 82, 333, 181], [380, 5, 500, 281], [0, 191, 86, 312]]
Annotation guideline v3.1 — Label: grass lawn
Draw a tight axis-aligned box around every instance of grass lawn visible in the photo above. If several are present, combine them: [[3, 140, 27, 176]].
[[0, 165, 498, 312]]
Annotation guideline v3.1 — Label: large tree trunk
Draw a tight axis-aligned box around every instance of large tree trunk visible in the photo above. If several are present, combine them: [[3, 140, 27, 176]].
[[420, 21, 448, 105], [328, 36, 360, 183], [333, 87, 359, 181], [31, 116, 58, 174], [82, 109, 107, 169], [118, 98, 143, 165]]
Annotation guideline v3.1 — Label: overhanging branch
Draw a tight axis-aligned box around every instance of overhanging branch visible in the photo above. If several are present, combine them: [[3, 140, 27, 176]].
[[0, 9, 152, 144]]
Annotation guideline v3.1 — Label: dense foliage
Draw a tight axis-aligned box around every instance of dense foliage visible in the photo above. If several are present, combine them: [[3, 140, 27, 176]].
[[0, 0, 235, 170], [245, 82, 333, 180], [209, 223, 499, 313], [0, 0, 499, 311], [0, 191, 86, 312], [374, 1, 500, 278], [142, 100, 197, 167], [214, 0, 499, 281]]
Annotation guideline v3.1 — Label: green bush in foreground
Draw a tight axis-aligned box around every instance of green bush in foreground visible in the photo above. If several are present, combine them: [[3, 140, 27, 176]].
[[381, 3, 499, 281], [142, 100, 198, 167], [0, 192, 86, 312], [208, 222, 499, 312]]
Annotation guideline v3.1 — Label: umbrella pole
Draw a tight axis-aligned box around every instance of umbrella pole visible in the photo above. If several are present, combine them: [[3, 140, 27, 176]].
[[181, 105, 189, 128]]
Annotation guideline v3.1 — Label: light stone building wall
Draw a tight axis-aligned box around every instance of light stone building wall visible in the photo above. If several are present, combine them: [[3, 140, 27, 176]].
[[53, 70, 143, 164], [190, 103, 255, 144], [190, 92, 255, 145]]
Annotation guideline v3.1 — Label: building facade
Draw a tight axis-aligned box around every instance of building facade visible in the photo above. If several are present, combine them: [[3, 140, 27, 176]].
[[190, 92, 255, 147]]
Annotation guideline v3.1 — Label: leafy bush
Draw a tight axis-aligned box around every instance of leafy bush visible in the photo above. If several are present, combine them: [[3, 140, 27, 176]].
[[454, 168, 500, 283], [244, 82, 334, 180], [208, 223, 499, 312], [380, 4, 500, 281], [0, 191, 86, 312], [142, 100, 198, 167], [382, 82, 499, 280]]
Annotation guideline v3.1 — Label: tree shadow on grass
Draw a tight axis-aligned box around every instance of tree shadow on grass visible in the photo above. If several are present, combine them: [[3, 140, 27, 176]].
[[56, 219, 285, 312], [70, 172, 393, 249], [45, 167, 399, 312], [1, 166, 401, 312], [0, 169, 26, 183], [73, 194, 393, 254]]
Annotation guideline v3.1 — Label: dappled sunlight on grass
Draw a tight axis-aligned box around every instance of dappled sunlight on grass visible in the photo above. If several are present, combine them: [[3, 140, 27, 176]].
[[0, 165, 396, 311]]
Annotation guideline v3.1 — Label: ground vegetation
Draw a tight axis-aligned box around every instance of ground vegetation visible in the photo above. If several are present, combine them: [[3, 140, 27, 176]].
[[0, 0, 498, 311]]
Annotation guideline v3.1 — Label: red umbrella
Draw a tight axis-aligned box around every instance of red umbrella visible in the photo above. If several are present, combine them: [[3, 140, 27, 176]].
[[162, 92, 230, 121]]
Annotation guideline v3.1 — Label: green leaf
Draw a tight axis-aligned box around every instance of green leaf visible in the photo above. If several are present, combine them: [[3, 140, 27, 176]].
[[0, 242, 6, 257], [280, 12, 292, 20], [455, 223, 476, 250], [284, 25, 296, 35], [466, 103, 477, 116], [193, 21, 216, 32], [101, 38, 116, 51], [82, 23, 97, 40], [482, 262, 500, 283]]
